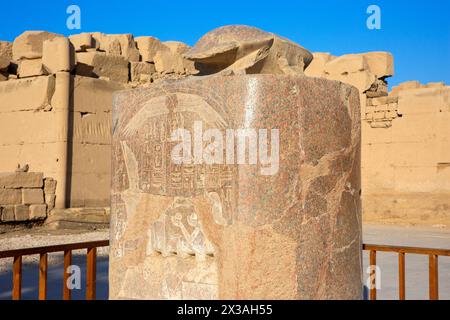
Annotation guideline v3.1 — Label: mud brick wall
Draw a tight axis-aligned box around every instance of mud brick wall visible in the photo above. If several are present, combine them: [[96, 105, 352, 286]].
[[0, 172, 56, 223]]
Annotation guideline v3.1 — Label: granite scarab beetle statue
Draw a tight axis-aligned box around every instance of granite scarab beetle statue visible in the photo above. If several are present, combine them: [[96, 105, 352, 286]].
[[183, 25, 314, 76]]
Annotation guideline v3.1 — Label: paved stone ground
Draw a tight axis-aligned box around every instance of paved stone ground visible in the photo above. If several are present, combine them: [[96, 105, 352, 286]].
[[363, 223, 450, 300], [0, 224, 448, 300]]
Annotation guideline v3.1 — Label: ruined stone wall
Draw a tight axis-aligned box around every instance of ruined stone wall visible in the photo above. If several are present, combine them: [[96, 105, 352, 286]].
[[305, 53, 450, 225], [0, 31, 196, 211], [0, 172, 56, 223]]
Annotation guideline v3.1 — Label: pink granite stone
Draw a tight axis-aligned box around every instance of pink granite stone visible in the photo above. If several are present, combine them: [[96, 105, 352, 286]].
[[110, 74, 362, 299]]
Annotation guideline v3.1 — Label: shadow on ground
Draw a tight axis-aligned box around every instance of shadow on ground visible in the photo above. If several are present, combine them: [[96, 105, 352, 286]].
[[0, 254, 109, 300]]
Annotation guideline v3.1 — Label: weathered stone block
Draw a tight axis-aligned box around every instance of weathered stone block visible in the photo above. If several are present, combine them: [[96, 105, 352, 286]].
[[0, 75, 54, 112], [304, 52, 335, 77], [29, 204, 47, 220], [42, 37, 75, 73], [73, 75, 125, 113], [75, 52, 129, 83], [324, 54, 367, 75], [0, 206, 15, 222], [0, 189, 22, 205], [154, 50, 185, 74], [45, 193, 56, 212], [18, 58, 47, 78], [135, 36, 166, 63], [13, 31, 63, 60], [0, 172, 43, 188], [69, 33, 94, 52], [360, 52, 394, 78], [22, 188, 44, 204], [14, 204, 29, 221], [130, 62, 156, 82], [106, 34, 140, 62], [110, 74, 362, 299], [44, 177, 57, 194]]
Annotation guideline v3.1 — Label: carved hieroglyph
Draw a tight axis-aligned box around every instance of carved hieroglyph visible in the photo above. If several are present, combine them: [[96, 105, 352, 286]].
[[110, 74, 362, 300]]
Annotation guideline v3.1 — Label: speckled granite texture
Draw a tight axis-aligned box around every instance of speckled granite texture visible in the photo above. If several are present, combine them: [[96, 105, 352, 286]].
[[109, 74, 362, 299]]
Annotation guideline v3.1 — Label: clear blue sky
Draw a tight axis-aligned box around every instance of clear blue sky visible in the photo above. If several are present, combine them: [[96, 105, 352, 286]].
[[1, 0, 449, 87]]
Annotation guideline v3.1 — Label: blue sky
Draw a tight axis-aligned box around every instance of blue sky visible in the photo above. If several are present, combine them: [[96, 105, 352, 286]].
[[1, 0, 449, 87]]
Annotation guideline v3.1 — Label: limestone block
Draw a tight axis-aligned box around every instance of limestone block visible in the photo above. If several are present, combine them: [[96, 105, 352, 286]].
[[391, 113, 437, 143], [44, 177, 57, 194], [14, 204, 29, 221], [327, 70, 376, 93], [359, 52, 394, 78], [18, 58, 47, 78], [0, 189, 22, 205], [0, 75, 54, 112], [69, 33, 94, 52], [0, 57, 9, 72], [45, 193, 56, 212], [42, 37, 75, 73], [22, 188, 44, 204], [0, 41, 12, 60], [0, 143, 61, 176], [391, 81, 421, 96], [135, 36, 167, 63], [0, 172, 43, 188], [426, 82, 445, 89], [130, 61, 156, 82], [154, 49, 185, 74], [69, 171, 111, 207], [76, 52, 129, 83], [0, 206, 15, 222], [163, 41, 190, 55], [73, 75, 125, 113], [438, 112, 450, 164], [304, 52, 336, 77], [394, 166, 437, 193], [0, 111, 63, 145], [13, 31, 63, 60], [397, 86, 448, 115], [72, 111, 112, 144], [106, 34, 140, 62], [324, 54, 367, 75], [29, 204, 47, 219], [72, 143, 111, 174], [110, 74, 362, 299]]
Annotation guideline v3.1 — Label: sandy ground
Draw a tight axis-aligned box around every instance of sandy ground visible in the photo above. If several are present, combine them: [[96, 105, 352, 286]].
[[0, 223, 449, 300]]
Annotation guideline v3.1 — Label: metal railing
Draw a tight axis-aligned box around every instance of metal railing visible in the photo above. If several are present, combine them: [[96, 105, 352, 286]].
[[0, 241, 449, 300], [0, 240, 109, 300], [363, 243, 450, 300]]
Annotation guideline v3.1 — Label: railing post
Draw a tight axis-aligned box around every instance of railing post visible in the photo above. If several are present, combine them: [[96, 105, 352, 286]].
[[398, 252, 405, 300], [12, 255, 22, 300], [63, 250, 72, 300], [86, 247, 97, 300], [369, 250, 377, 300], [39, 253, 48, 300], [429, 254, 439, 300]]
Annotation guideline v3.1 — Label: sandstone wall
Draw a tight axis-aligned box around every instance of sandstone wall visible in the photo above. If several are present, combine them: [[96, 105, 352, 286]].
[[0, 31, 197, 212], [305, 53, 450, 225], [0, 172, 56, 222]]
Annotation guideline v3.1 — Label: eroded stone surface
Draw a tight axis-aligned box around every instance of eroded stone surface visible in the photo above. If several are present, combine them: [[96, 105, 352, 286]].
[[184, 25, 313, 76], [110, 74, 362, 299]]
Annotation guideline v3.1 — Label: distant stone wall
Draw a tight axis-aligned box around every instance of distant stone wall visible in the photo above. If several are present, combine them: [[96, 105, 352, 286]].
[[0, 31, 198, 209], [0, 172, 56, 223], [305, 53, 450, 225]]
